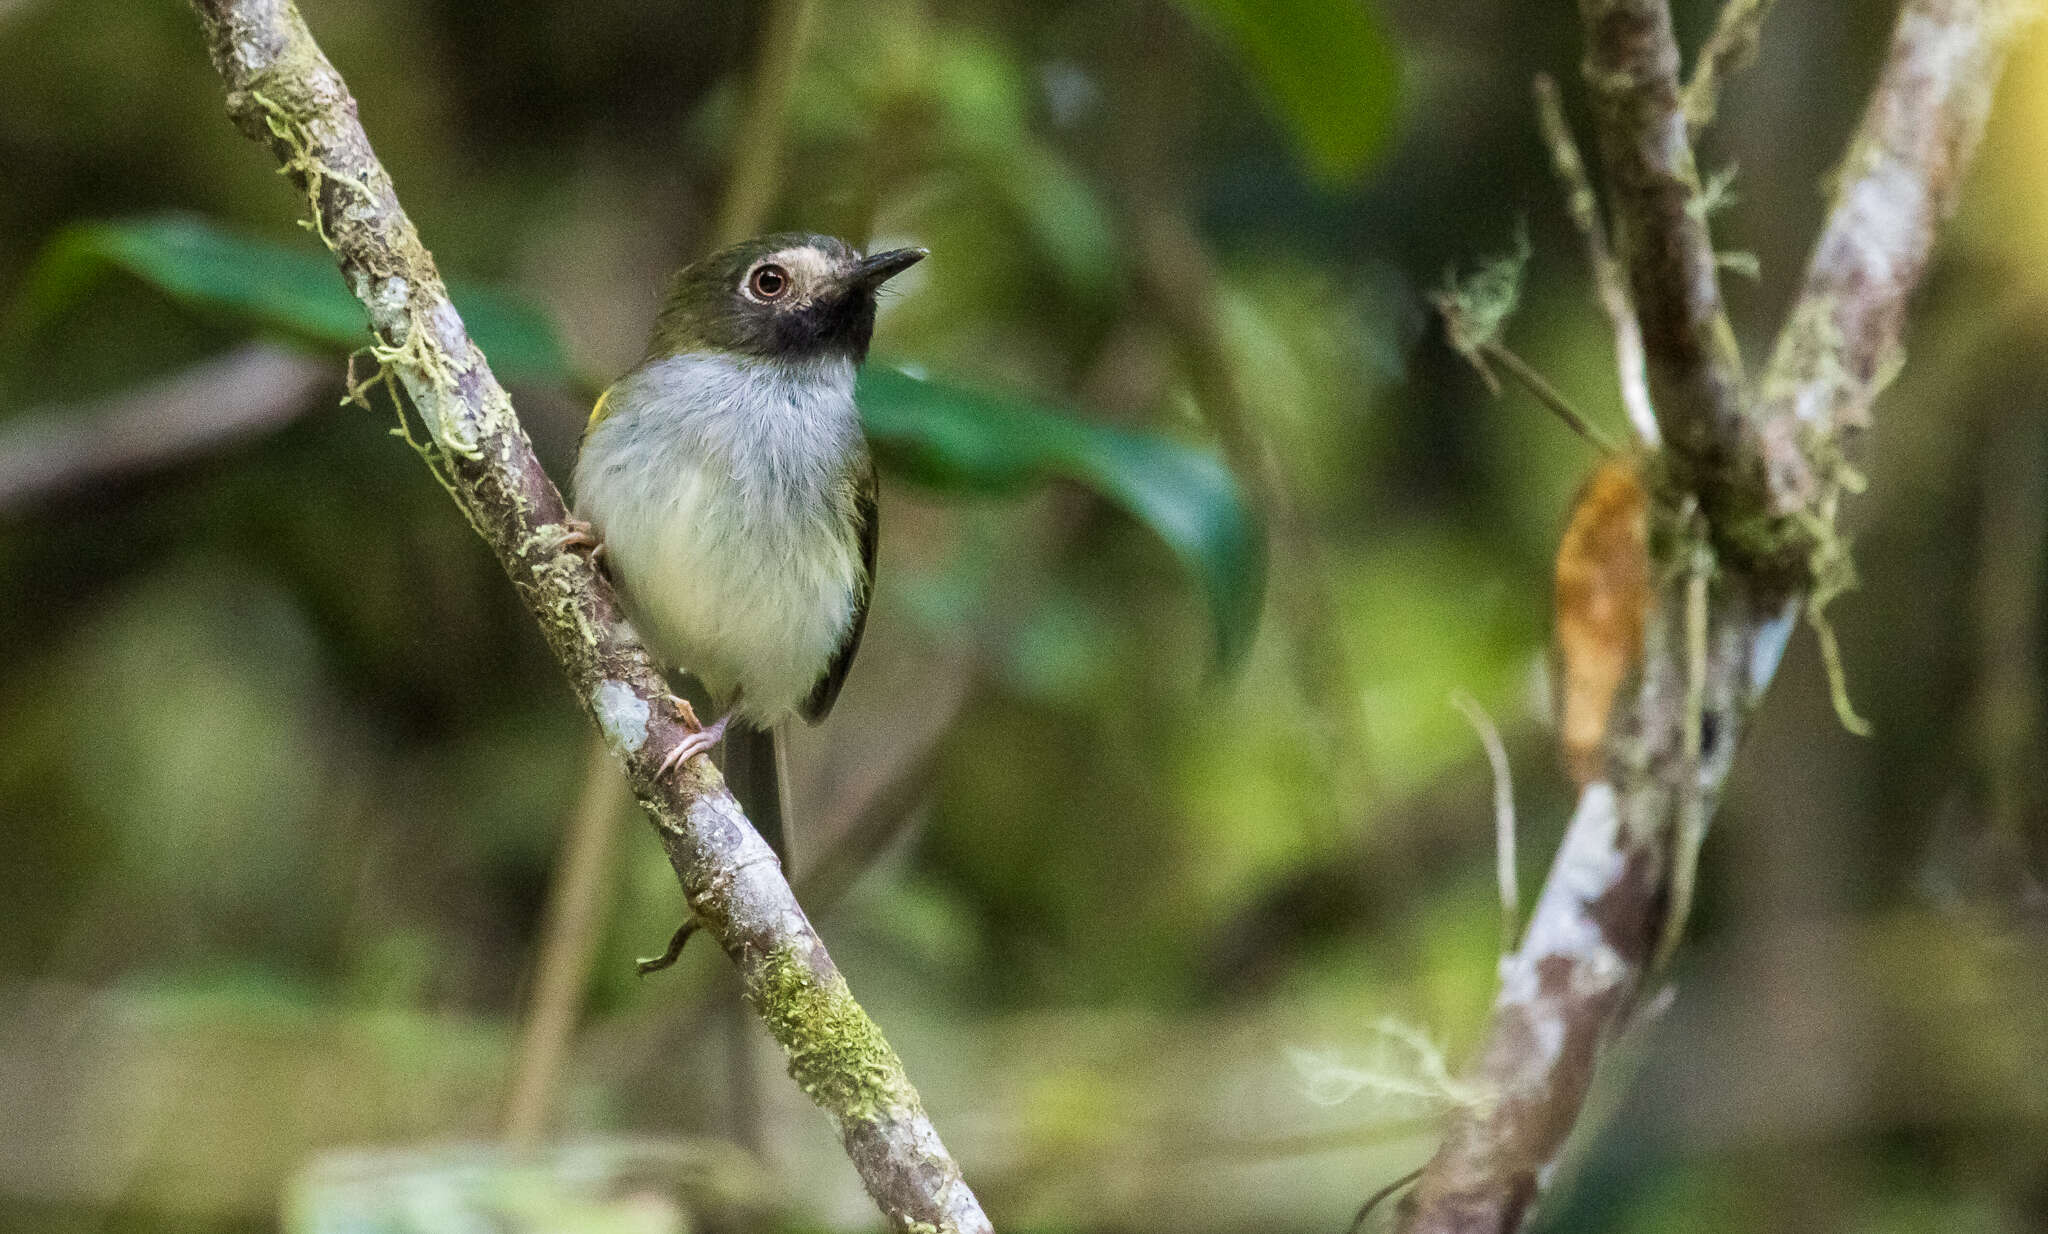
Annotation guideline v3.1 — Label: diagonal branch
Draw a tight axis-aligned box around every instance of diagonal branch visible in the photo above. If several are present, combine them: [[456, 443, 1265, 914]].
[[1576, 0, 1749, 484], [182, 3, 991, 1230], [1755, 0, 2025, 516], [1394, 3, 2026, 1232]]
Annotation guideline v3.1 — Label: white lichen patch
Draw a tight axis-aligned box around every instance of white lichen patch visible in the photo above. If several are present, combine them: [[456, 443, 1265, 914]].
[[593, 679, 649, 754], [360, 273, 409, 324], [1499, 784, 1628, 1010]]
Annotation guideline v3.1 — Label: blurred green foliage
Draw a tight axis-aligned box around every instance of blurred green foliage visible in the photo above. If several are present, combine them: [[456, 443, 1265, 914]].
[[1172, 0, 1401, 181], [2, 0, 2046, 1232]]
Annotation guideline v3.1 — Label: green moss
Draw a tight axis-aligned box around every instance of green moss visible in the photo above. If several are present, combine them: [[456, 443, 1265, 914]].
[[751, 946, 914, 1121]]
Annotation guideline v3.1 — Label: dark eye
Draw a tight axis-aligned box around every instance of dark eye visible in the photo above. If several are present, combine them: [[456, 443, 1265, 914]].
[[750, 264, 788, 299]]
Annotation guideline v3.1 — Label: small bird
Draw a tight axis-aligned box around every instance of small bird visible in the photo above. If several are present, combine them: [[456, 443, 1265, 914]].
[[571, 233, 926, 858]]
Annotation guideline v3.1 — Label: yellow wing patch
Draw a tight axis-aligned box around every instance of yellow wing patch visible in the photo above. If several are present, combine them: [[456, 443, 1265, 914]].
[[582, 384, 615, 440]]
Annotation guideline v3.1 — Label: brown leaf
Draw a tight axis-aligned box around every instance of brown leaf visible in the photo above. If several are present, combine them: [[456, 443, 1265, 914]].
[[1554, 458, 1651, 784]]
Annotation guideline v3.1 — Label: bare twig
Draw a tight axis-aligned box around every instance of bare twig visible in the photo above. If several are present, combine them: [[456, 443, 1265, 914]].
[[711, 0, 818, 248], [1348, 1165, 1424, 1234], [1477, 339, 1620, 455], [1432, 227, 1621, 453], [1394, 4, 2026, 1231], [1576, 0, 1748, 483], [0, 343, 330, 513], [1533, 73, 1658, 446], [183, 4, 989, 1228], [1656, 530, 1713, 974], [1681, 0, 1779, 134], [503, 742, 631, 1145], [1450, 694, 1519, 951]]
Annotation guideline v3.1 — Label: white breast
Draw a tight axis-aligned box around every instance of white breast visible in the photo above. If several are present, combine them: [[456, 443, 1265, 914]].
[[572, 352, 868, 724]]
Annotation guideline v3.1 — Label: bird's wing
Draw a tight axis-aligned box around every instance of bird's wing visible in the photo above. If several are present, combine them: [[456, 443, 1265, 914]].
[[801, 455, 877, 724]]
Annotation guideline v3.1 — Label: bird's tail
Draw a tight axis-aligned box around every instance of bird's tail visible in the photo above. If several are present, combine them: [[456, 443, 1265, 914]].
[[719, 724, 792, 867]]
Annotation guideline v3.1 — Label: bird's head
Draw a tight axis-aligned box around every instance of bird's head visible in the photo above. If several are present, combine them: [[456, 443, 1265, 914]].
[[646, 233, 926, 364]]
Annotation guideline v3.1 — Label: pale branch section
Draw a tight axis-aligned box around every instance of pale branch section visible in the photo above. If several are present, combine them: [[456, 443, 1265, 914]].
[[1394, 3, 2025, 1232], [1755, 0, 2026, 517], [183, 3, 992, 1230]]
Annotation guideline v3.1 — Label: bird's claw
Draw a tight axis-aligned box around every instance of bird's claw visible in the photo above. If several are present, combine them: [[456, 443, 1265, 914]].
[[555, 518, 606, 566], [655, 711, 730, 779]]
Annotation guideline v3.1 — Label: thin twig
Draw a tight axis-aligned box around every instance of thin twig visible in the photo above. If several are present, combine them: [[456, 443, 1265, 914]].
[[1451, 693, 1520, 951], [1681, 0, 1778, 134], [1532, 73, 1658, 446], [184, 4, 990, 1228], [712, 0, 818, 247], [0, 344, 330, 513], [1348, 1166, 1425, 1234], [503, 742, 631, 1144], [1655, 527, 1713, 973], [1476, 339, 1620, 454]]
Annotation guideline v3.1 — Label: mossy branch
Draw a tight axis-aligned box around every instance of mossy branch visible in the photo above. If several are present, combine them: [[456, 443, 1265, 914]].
[[1575, 0, 1749, 491], [184, 3, 991, 1230]]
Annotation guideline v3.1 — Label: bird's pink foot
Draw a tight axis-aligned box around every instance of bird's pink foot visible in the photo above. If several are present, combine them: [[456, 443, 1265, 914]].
[[556, 518, 606, 566], [657, 711, 730, 779]]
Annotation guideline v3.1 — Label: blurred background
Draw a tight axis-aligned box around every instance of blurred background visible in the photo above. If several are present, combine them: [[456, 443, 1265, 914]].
[[3, 0, 2047, 1230]]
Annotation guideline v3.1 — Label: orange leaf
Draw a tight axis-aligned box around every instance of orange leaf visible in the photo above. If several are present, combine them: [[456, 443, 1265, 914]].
[[1554, 458, 1651, 784]]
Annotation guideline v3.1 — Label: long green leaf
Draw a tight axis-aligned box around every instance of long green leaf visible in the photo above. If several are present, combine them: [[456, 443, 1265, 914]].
[[1174, 0, 1401, 182], [6, 214, 1266, 668], [859, 366, 1266, 670], [8, 214, 569, 385]]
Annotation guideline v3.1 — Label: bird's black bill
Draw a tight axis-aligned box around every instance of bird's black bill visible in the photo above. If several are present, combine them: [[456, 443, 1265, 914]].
[[851, 247, 927, 289]]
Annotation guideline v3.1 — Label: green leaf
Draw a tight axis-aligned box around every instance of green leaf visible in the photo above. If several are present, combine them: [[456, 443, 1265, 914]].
[[1173, 0, 1401, 182], [859, 366, 1266, 670], [5, 214, 1266, 669], [6, 214, 569, 385]]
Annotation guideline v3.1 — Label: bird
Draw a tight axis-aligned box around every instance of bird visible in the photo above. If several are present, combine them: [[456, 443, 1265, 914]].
[[569, 233, 926, 861]]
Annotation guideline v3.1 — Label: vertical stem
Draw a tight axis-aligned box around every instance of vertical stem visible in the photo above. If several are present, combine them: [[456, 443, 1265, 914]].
[[503, 740, 632, 1144], [501, 0, 826, 1148], [713, 0, 820, 248]]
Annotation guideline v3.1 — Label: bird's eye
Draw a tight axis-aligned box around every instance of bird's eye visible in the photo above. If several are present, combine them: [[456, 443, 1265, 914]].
[[750, 264, 789, 299]]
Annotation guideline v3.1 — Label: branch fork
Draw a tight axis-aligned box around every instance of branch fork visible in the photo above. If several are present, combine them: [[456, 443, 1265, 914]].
[[1394, 3, 2030, 1231]]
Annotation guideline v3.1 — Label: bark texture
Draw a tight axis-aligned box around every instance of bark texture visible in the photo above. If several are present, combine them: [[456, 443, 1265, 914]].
[[184, 3, 991, 1230]]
